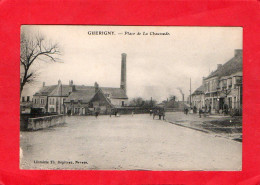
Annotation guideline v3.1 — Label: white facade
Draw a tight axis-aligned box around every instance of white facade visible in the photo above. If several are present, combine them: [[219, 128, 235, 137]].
[[110, 98, 128, 107]]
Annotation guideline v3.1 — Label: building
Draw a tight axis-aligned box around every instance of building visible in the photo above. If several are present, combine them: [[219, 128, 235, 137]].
[[20, 97, 33, 113], [191, 84, 205, 109], [191, 49, 243, 114], [32, 81, 72, 114], [63, 82, 128, 115], [32, 53, 128, 115]]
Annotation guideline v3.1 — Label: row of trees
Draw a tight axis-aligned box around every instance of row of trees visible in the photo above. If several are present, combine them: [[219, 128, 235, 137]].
[[128, 95, 180, 108], [128, 97, 157, 108]]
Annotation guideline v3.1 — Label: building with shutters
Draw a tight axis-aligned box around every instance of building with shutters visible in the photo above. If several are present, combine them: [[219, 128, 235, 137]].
[[191, 49, 243, 114]]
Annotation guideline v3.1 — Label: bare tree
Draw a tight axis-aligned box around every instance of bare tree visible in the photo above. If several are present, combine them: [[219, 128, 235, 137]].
[[129, 97, 145, 107], [20, 30, 61, 97]]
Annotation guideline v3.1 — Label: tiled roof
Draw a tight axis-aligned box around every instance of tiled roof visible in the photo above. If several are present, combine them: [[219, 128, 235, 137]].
[[204, 49, 242, 80], [49, 85, 72, 97], [64, 89, 96, 103], [34, 83, 128, 100], [34, 85, 56, 96], [101, 87, 128, 99]]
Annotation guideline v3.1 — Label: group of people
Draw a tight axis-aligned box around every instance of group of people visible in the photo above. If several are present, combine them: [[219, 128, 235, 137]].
[[184, 104, 231, 118], [184, 106, 204, 118]]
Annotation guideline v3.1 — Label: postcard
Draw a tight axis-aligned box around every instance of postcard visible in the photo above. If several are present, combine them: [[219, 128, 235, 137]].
[[20, 25, 243, 171]]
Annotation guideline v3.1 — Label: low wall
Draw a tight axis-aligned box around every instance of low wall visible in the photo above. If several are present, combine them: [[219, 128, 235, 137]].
[[27, 115, 65, 131], [20, 113, 58, 130]]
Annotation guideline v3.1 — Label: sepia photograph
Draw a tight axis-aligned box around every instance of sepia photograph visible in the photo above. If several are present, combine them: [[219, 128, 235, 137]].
[[20, 25, 243, 171]]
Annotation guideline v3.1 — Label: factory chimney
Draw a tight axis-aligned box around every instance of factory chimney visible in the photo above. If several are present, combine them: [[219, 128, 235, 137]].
[[120, 53, 127, 93]]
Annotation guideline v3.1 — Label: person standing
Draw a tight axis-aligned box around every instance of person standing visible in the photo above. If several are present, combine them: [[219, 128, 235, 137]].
[[199, 108, 202, 118], [114, 109, 118, 117], [95, 107, 100, 118]]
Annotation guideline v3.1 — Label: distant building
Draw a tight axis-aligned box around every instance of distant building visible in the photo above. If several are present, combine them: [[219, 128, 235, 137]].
[[20, 96, 32, 113], [32, 53, 128, 115], [191, 84, 205, 109], [191, 49, 242, 114]]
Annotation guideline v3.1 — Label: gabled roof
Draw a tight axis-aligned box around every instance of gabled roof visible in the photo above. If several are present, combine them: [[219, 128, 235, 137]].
[[34, 83, 128, 100], [34, 85, 56, 96], [192, 84, 204, 95], [64, 89, 96, 103], [204, 49, 242, 80], [49, 85, 72, 97], [89, 88, 114, 107]]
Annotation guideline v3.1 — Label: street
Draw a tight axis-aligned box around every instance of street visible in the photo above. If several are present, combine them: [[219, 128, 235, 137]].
[[20, 113, 242, 170]]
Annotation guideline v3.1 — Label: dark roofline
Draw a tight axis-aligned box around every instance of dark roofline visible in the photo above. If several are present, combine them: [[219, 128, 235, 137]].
[[90, 88, 114, 107], [204, 49, 242, 80]]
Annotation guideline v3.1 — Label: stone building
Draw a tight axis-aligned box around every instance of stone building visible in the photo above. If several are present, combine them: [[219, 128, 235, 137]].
[[32, 53, 128, 115], [32, 81, 73, 114], [191, 49, 243, 114]]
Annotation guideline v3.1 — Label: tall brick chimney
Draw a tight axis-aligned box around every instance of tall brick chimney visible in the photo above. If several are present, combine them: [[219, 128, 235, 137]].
[[120, 53, 127, 93]]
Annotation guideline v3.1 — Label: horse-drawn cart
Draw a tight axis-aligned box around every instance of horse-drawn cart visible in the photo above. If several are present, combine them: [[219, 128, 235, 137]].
[[153, 107, 165, 120]]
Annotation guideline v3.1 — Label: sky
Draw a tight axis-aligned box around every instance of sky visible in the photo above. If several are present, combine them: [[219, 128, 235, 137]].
[[21, 26, 242, 102]]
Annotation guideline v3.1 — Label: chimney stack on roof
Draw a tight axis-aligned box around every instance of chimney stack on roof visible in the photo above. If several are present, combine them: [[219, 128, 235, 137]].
[[235, 49, 242, 58], [58, 79, 61, 85], [69, 80, 73, 86], [217, 64, 222, 70], [120, 53, 127, 94], [94, 82, 99, 93], [43, 82, 45, 87]]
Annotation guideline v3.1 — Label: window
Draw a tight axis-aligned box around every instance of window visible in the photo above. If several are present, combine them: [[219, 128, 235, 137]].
[[40, 99, 44, 104], [222, 79, 227, 89], [74, 108, 79, 114], [34, 98, 37, 104], [27, 96, 30, 102], [235, 76, 242, 85], [22, 96, 25, 102], [50, 98, 54, 105], [49, 98, 55, 105], [228, 78, 232, 89], [122, 101, 125, 106]]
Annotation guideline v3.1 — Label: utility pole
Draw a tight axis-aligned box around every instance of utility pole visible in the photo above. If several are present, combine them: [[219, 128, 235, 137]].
[[60, 83, 62, 115], [190, 78, 192, 108]]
